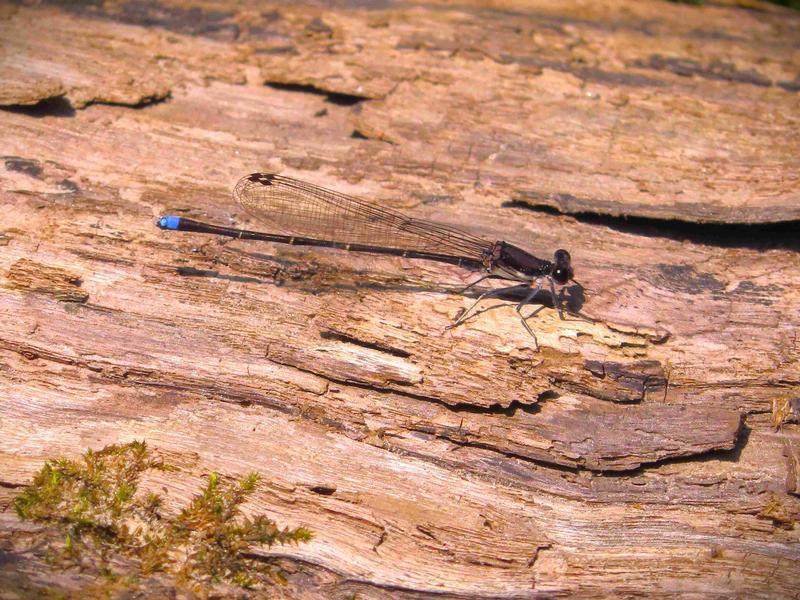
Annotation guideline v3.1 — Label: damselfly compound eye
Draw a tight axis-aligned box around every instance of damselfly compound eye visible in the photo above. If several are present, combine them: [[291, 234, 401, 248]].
[[552, 268, 570, 285]]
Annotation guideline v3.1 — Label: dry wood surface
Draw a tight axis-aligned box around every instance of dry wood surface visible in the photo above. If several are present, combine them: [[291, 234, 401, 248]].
[[1, 0, 799, 597]]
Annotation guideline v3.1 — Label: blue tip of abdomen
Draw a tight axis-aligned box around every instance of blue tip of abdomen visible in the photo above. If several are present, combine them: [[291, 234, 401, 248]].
[[158, 215, 182, 230]]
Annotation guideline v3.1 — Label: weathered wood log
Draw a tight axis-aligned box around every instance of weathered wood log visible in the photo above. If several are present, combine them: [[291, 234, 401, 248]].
[[1, 0, 799, 597]]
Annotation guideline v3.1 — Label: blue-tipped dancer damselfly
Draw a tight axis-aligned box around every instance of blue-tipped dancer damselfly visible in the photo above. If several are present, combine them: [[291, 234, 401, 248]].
[[157, 173, 573, 340]]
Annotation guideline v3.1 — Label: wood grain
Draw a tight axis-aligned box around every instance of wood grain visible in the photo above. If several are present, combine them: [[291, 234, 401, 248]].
[[1, 1, 799, 597]]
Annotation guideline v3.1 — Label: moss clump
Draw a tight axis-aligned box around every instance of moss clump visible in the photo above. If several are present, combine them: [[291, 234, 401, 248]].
[[13, 441, 312, 594], [170, 471, 312, 589]]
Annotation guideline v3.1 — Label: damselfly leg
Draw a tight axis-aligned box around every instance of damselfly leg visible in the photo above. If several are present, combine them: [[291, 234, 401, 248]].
[[458, 274, 494, 294], [549, 277, 565, 319], [447, 283, 530, 331], [513, 280, 544, 349], [449, 276, 562, 345]]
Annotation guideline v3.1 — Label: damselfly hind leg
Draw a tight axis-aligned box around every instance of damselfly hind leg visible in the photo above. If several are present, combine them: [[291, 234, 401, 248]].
[[458, 274, 493, 294], [447, 283, 529, 330]]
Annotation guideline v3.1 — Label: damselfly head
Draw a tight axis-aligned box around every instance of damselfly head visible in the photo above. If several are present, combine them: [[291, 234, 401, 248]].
[[551, 249, 573, 285]]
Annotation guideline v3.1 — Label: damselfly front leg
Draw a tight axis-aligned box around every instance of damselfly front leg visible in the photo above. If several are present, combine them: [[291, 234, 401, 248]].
[[513, 279, 546, 349], [516, 278, 543, 320], [548, 276, 565, 319], [518, 275, 563, 321]]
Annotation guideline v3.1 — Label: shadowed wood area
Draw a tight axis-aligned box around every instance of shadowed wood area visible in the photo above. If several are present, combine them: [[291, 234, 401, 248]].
[[1, 0, 799, 597]]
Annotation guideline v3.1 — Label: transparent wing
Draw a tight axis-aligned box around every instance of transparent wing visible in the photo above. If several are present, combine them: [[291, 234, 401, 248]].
[[233, 173, 491, 259]]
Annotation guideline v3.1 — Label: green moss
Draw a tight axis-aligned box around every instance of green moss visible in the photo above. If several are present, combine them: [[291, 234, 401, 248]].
[[13, 441, 312, 594], [170, 470, 312, 590]]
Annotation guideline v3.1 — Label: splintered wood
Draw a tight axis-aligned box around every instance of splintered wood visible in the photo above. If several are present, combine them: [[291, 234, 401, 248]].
[[0, 0, 798, 597]]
